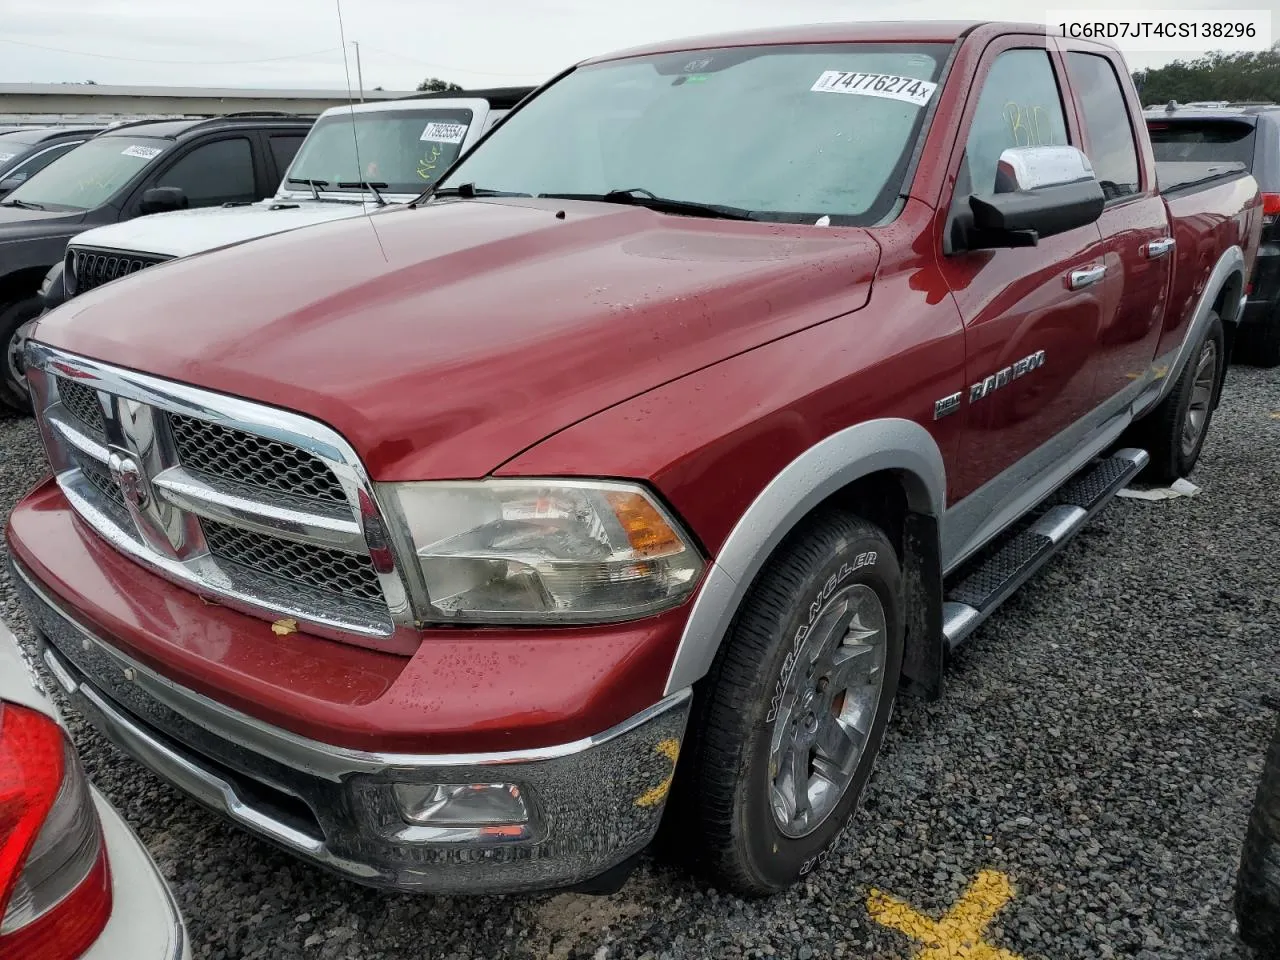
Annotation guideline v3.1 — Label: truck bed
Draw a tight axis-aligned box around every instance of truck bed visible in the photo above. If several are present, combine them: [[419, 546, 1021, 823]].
[[1156, 160, 1250, 196]]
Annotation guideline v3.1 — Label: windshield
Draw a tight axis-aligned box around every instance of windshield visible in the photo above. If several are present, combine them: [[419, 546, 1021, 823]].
[[1147, 119, 1256, 170], [436, 43, 949, 223], [5, 136, 169, 211], [284, 107, 476, 197]]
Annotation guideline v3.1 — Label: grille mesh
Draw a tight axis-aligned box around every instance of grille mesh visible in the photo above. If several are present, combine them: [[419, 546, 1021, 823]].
[[78, 456, 125, 509], [59, 379, 105, 436], [72, 249, 167, 297], [200, 519, 384, 606], [168, 414, 348, 505]]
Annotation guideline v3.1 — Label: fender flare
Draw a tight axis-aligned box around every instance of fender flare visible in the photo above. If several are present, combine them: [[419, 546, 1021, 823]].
[[663, 418, 946, 695], [1138, 244, 1244, 419]]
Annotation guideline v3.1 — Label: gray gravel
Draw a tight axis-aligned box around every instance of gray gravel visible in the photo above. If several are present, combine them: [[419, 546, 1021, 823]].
[[1, 366, 1277, 960]]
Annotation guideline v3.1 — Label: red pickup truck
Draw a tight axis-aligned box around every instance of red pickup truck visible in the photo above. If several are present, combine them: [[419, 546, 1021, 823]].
[[9, 21, 1261, 896]]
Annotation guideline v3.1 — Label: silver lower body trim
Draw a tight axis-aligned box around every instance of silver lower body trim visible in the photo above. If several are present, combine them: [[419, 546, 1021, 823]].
[[15, 558, 692, 894]]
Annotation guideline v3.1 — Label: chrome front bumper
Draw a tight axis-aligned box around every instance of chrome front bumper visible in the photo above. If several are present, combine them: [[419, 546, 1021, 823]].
[[14, 559, 691, 894]]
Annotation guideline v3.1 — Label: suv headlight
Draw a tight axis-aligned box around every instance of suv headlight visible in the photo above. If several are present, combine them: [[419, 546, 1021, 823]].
[[384, 479, 704, 624]]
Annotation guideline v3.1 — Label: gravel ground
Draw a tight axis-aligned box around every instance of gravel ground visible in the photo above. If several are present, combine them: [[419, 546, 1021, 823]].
[[1, 367, 1277, 960]]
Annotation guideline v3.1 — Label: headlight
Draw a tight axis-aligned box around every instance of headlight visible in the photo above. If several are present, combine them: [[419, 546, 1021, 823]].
[[384, 479, 704, 624]]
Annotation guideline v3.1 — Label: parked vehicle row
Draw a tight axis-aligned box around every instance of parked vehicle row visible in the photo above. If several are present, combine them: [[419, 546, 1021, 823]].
[[0, 88, 532, 413], [5, 18, 1261, 909], [1146, 101, 1280, 367], [0, 125, 104, 199]]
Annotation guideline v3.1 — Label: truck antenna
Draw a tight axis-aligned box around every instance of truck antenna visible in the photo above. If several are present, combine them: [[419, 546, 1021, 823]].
[[334, 0, 378, 219]]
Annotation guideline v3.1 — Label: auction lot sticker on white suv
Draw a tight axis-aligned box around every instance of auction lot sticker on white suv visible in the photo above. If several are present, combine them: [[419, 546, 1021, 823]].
[[811, 71, 938, 107], [421, 122, 467, 144], [121, 145, 163, 160]]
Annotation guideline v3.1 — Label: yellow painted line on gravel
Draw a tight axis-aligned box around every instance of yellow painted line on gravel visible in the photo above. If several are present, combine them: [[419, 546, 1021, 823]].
[[634, 738, 680, 807], [867, 869, 1023, 959]]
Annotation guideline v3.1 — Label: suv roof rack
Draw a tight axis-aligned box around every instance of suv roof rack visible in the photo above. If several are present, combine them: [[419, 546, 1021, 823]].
[[181, 113, 317, 134]]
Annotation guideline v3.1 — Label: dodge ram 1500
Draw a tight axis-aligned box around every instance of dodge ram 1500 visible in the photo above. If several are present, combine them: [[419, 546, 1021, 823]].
[[9, 21, 1262, 896]]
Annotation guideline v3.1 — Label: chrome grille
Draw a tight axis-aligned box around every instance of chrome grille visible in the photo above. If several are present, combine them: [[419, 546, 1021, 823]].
[[201, 519, 385, 607], [28, 345, 409, 645], [58, 379, 105, 436], [70, 248, 169, 298], [168, 414, 348, 505]]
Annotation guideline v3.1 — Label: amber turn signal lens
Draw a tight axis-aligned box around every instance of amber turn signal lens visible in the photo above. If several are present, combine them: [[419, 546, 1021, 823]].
[[604, 491, 685, 557]]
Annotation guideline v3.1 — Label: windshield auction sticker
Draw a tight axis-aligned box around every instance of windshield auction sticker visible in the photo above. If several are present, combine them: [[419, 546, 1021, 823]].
[[811, 71, 938, 107], [421, 122, 467, 144], [121, 145, 162, 160]]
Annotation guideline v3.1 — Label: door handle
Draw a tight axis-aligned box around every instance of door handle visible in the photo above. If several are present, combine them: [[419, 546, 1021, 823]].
[[1068, 264, 1106, 290], [1143, 237, 1175, 259]]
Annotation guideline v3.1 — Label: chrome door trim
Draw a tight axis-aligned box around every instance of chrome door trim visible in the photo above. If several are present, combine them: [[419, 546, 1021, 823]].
[[1143, 237, 1175, 259]]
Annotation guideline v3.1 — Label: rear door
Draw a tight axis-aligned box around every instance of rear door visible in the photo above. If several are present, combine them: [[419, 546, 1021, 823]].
[[938, 38, 1108, 505], [1061, 44, 1173, 407]]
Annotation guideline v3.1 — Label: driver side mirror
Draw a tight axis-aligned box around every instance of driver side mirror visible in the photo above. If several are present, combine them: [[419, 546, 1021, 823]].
[[139, 186, 188, 215], [955, 146, 1105, 252], [0, 177, 23, 199]]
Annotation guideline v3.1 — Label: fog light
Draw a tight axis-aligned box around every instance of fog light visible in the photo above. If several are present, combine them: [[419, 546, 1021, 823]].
[[393, 783, 528, 827]]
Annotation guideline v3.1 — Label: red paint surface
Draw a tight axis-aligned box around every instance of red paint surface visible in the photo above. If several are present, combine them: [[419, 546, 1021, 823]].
[[14, 24, 1263, 751]]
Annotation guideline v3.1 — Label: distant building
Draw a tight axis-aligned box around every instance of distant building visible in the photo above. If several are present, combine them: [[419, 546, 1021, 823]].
[[0, 83, 416, 123]]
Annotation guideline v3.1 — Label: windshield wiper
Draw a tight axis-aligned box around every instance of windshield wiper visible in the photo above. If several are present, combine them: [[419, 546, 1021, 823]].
[[0, 198, 45, 211], [337, 180, 388, 206], [430, 183, 532, 200], [286, 177, 328, 201], [539, 188, 755, 221]]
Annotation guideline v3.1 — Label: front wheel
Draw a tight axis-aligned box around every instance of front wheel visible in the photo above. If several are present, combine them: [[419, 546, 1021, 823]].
[[685, 511, 903, 895], [0, 295, 43, 414]]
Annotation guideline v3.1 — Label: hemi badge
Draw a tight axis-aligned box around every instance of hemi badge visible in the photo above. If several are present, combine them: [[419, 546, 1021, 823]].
[[934, 392, 961, 420]]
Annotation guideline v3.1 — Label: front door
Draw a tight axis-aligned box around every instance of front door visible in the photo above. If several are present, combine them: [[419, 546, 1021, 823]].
[[937, 42, 1109, 507]]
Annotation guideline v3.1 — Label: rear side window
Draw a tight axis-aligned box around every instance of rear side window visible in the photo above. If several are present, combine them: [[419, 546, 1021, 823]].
[[1066, 53, 1141, 201], [963, 49, 1070, 198], [1147, 119, 1256, 170], [269, 135, 306, 177], [156, 137, 256, 207]]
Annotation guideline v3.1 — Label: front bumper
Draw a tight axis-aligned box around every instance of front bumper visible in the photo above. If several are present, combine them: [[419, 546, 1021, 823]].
[[14, 558, 691, 895]]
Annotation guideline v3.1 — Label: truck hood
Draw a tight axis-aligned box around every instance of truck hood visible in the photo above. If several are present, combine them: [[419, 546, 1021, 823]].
[[69, 198, 385, 259], [38, 198, 880, 480]]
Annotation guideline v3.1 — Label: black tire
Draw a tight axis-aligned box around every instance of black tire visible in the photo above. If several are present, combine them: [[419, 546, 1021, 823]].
[[1235, 317, 1280, 368], [0, 295, 42, 414], [1236, 715, 1280, 956], [683, 510, 903, 895], [1137, 312, 1224, 484]]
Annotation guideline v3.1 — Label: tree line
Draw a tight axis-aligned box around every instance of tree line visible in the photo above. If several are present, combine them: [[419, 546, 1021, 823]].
[[1134, 44, 1280, 105]]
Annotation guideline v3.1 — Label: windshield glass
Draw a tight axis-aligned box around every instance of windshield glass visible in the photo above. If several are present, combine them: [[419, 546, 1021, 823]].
[[1147, 119, 1256, 170], [5, 136, 169, 211], [0, 131, 40, 162], [436, 43, 949, 223], [285, 107, 476, 197]]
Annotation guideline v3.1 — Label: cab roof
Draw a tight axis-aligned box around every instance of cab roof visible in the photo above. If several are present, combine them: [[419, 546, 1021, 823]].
[[583, 20, 1039, 64]]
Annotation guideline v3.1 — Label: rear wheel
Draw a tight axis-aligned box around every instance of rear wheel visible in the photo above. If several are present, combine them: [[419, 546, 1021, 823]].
[[684, 511, 903, 895], [1235, 715, 1280, 956], [0, 295, 42, 414], [1138, 313, 1224, 484]]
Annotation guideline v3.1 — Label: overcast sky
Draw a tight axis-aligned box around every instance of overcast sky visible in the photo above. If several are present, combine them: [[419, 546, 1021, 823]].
[[3, 0, 1276, 90]]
